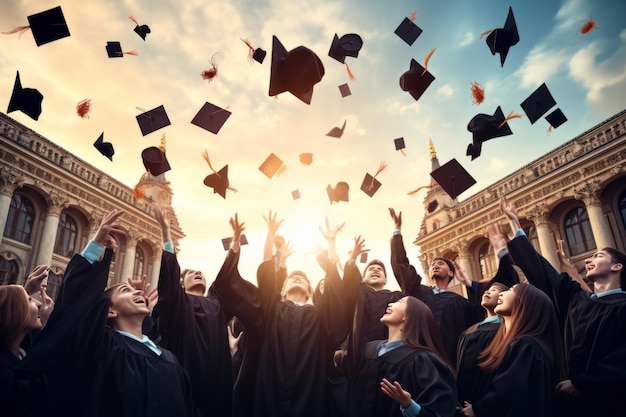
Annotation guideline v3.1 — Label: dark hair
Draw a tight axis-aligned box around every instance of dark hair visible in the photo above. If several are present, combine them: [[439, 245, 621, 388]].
[[281, 270, 313, 298], [402, 296, 454, 372], [478, 284, 566, 378], [104, 283, 127, 328], [433, 256, 455, 282], [601, 247, 626, 290], [364, 259, 386, 277]]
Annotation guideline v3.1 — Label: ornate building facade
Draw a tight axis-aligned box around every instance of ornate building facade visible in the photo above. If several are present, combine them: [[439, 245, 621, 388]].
[[416, 109, 626, 288], [0, 113, 184, 299]]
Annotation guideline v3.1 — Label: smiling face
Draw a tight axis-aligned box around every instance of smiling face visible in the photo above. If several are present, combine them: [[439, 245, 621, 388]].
[[281, 272, 312, 300], [26, 294, 43, 331], [363, 262, 387, 290], [107, 284, 150, 320], [494, 285, 517, 317], [481, 283, 507, 312], [380, 296, 408, 326], [182, 270, 207, 295], [584, 250, 623, 284]]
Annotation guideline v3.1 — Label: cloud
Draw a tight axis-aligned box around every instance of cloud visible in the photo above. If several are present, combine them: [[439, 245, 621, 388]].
[[437, 84, 454, 98], [458, 31, 474, 48], [514, 45, 570, 88]]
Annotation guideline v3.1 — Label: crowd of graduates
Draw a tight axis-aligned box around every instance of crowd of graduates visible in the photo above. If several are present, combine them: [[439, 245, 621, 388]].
[[1, 195, 625, 417]]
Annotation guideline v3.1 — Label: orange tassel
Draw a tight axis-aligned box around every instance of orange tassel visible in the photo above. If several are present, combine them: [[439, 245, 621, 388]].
[[407, 184, 434, 196], [368, 161, 387, 190], [480, 28, 495, 39], [128, 15, 139, 26], [118, 51, 139, 56], [241, 38, 255, 63], [345, 63, 356, 81], [547, 126, 553, 135], [227, 186, 238, 193], [498, 110, 523, 130], [410, 10, 417, 23], [2, 25, 31, 37], [76, 99, 92, 119], [276, 165, 288, 177], [470, 82, 485, 105], [202, 150, 220, 177], [422, 48, 436, 76], [578, 13, 599, 36], [133, 172, 148, 199], [201, 54, 218, 82], [400, 149, 407, 157]]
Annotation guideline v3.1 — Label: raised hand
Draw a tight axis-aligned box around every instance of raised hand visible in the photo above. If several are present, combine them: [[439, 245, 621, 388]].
[[24, 264, 49, 295], [229, 213, 246, 252], [263, 210, 283, 235], [274, 235, 294, 259], [318, 217, 345, 241], [348, 235, 369, 262], [93, 209, 126, 251], [380, 378, 412, 408], [152, 203, 171, 243], [487, 223, 507, 253], [128, 274, 150, 294], [38, 285, 55, 326], [227, 324, 243, 358], [389, 208, 402, 230], [146, 288, 159, 314], [500, 196, 521, 231]]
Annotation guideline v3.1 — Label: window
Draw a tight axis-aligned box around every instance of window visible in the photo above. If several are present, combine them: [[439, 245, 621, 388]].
[[46, 270, 64, 301], [478, 242, 496, 280], [53, 213, 77, 257], [3, 195, 34, 243], [133, 246, 145, 281], [0, 257, 19, 285], [564, 207, 596, 255], [619, 190, 626, 232]]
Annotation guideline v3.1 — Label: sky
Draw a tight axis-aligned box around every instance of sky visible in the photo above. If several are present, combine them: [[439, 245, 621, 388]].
[[1, 0, 625, 290]]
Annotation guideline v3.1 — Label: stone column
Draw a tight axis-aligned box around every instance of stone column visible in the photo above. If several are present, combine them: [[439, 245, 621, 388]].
[[527, 204, 559, 270], [35, 192, 69, 266], [0, 169, 25, 244], [150, 247, 162, 291], [453, 240, 474, 283], [120, 231, 139, 281], [574, 180, 616, 250]]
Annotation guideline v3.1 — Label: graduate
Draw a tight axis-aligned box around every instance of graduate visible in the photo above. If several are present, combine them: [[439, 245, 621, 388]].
[[152, 204, 233, 417], [347, 295, 457, 417], [20, 208, 198, 417], [500, 195, 626, 417]]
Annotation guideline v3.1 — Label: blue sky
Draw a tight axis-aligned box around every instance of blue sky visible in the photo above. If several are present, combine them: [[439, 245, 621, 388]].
[[1, 0, 625, 287]]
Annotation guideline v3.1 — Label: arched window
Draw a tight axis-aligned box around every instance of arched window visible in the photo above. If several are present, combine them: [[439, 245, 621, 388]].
[[0, 256, 19, 285], [619, 189, 626, 232], [46, 270, 64, 301], [564, 207, 596, 255], [133, 246, 145, 281], [3, 195, 34, 243], [478, 242, 496, 280], [53, 213, 78, 257]]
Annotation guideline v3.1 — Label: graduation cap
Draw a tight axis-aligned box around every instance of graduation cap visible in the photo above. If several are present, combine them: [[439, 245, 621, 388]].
[[93, 133, 114, 161], [241, 38, 266, 64], [326, 182, 349, 204], [292, 189, 301, 200], [259, 153, 284, 179], [136, 105, 171, 136], [430, 158, 476, 199], [399, 52, 436, 101], [191, 102, 231, 134], [9, 6, 71, 46], [105, 41, 138, 58], [326, 120, 347, 138], [484, 6, 519, 67], [299, 153, 313, 165], [545, 108, 567, 129], [268, 35, 325, 105], [394, 15, 422, 46], [129, 16, 150, 40], [328, 33, 363, 63], [520, 83, 557, 124], [360, 173, 382, 197], [141, 146, 171, 176], [394, 137, 407, 156], [359, 252, 369, 264], [6, 71, 43, 121], [338, 83, 351, 98], [466, 106, 514, 160], [221, 234, 248, 251], [204, 165, 230, 199]]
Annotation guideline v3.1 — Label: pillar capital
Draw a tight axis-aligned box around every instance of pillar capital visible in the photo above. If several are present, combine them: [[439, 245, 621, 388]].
[[573, 180, 602, 207]]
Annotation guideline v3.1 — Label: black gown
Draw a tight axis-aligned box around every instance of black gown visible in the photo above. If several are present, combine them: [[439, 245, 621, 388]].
[[20, 250, 197, 417], [390, 234, 482, 367], [471, 336, 558, 417], [508, 235, 626, 417], [156, 250, 233, 417], [348, 342, 456, 417]]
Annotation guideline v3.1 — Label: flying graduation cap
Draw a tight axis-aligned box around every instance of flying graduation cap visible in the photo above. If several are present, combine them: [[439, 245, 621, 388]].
[[6, 71, 43, 120], [545, 108, 567, 131], [328, 33, 363, 81], [2, 6, 70, 47], [360, 161, 387, 197], [191, 102, 231, 134], [394, 11, 422, 46], [141, 146, 171, 176], [221, 234, 248, 251], [106, 41, 138, 58], [259, 153, 284, 179], [202, 151, 235, 199], [399, 49, 436, 101], [129, 16, 150, 40], [326, 120, 347, 138], [430, 158, 476, 199], [482, 6, 519, 67], [241, 38, 266, 64], [466, 106, 518, 160], [326, 182, 350, 204], [520, 83, 557, 124], [93, 133, 114, 161], [136, 105, 171, 136]]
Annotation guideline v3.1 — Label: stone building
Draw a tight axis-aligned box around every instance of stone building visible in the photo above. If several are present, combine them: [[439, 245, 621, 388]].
[[0, 112, 184, 299], [416, 109, 626, 289]]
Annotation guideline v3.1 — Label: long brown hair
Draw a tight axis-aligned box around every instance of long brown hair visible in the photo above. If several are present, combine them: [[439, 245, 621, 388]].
[[478, 284, 566, 377], [0, 285, 30, 348], [402, 296, 454, 371]]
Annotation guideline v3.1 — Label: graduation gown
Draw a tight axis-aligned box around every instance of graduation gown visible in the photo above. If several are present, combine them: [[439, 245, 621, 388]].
[[20, 250, 197, 417], [508, 235, 626, 417], [471, 336, 558, 417], [390, 234, 481, 367], [1, 345, 45, 417], [156, 250, 233, 417], [348, 342, 456, 417]]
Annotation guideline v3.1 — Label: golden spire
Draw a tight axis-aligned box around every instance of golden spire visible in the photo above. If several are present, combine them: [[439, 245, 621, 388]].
[[159, 133, 166, 152], [429, 138, 437, 160]]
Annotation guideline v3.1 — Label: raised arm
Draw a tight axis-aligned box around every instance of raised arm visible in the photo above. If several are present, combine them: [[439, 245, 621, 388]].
[[389, 208, 423, 297], [556, 239, 592, 293]]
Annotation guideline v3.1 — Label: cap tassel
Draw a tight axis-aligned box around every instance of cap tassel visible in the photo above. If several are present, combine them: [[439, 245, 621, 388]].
[[400, 149, 407, 157], [276, 165, 287, 177], [407, 184, 434, 196], [118, 50, 139, 56], [422, 48, 436, 77], [368, 161, 387, 190], [345, 63, 356, 81], [128, 15, 139, 26], [202, 150, 220, 178], [76, 99, 92, 119], [159, 134, 166, 152], [201, 54, 218, 82], [133, 172, 148, 199], [479, 28, 496, 39], [2, 25, 31, 37], [241, 38, 255, 64], [547, 126, 553, 135], [410, 10, 417, 23], [136, 107, 155, 131], [498, 110, 523, 130], [470, 81, 485, 105]]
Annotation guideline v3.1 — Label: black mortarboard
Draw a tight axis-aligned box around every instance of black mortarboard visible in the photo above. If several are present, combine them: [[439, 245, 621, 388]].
[[141, 146, 171, 176], [259, 153, 283, 179], [466, 106, 513, 160], [204, 165, 230, 199], [27, 6, 70, 46], [430, 158, 476, 199], [94, 133, 114, 161], [129, 16, 151, 41], [520, 83, 556, 124], [292, 189, 301, 200], [269, 35, 325, 105], [360, 173, 382, 197], [326, 182, 349, 204], [545, 108, 567, 128], [326, 120, 347, 138], [7, 71, 43, 121], [221, 234, 248, 251], [394, 17, 423, 46], [485, 6, 519, 67], [253, 48, 267, 63], [394, 137, 406, 151], [106, 41, 123, 58], [399, 58, 435, 101], [338, 83, 351, 97], [136, 105, 171, 136], [191, 102, 231, 134], [359, 252, 368, 264], [328, 33, 363, 63]]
